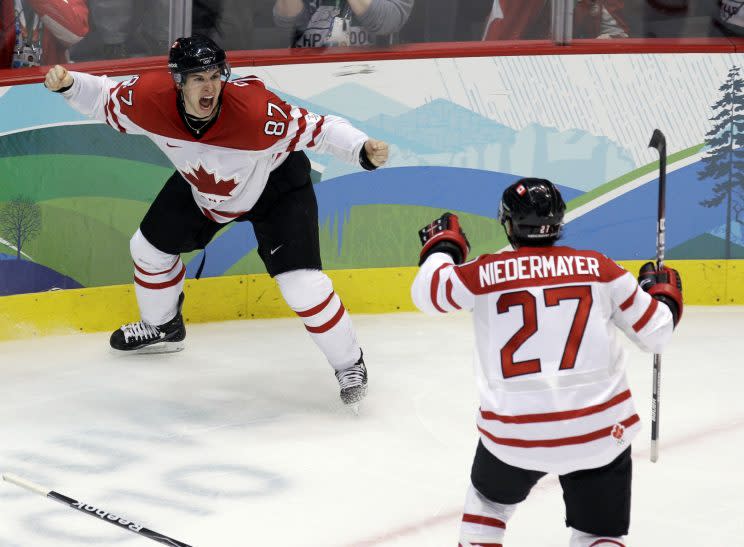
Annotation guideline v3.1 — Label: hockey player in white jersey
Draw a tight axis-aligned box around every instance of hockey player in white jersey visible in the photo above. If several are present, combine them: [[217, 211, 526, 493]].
[[43, 35, 389, 406], [411, 179, 683, 546]]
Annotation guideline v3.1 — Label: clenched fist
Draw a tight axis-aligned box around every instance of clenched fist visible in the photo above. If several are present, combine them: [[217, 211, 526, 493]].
[[364, 139, 389, 168], [44, 65, 74, 92]]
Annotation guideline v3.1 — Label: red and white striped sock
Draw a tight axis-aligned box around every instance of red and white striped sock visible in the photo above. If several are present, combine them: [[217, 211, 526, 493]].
[[459, 485, 517, 547], [276, 269, 361, 371], [130, 229, 185, 326]]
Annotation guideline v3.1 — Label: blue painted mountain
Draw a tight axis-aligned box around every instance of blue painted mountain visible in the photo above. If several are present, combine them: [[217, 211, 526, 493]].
[[708, 222, 744, 248], [363, 100, 636, 191], [561, 159, 728, 260], [277, 90, 427, 155], [185, 166, 584, 278], [307, 83, 410, 121], [0, 259, 83, 296]]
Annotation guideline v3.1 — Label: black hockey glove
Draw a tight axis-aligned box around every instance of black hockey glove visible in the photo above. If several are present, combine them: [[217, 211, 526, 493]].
[[359, 145, 377, 171], [638, 261, 683, 327], [418, 212, 471, 266]]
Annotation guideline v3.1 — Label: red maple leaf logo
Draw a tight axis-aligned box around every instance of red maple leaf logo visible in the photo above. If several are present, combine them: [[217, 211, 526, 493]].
[[182, 164, 238, 198]]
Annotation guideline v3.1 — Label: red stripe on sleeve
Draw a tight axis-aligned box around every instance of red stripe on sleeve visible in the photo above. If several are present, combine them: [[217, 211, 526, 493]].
[[134, 263, 186, 289], [305, 302, 345, 333], [445, 278, 461, 310], [286, 108, 308, 152], [632, 298, 659, 332], [588, 540, 625, 547], [307, 116, 325, 147], [619, 287, 637, 311], [107, 83, 126, 133], [296, 292, 335, 318], [462, 514, 506, 529], [430, 264, 449, 313]]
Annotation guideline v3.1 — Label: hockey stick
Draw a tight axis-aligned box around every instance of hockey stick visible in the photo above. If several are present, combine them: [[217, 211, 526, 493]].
[[647, 129, 667, 463], [2, 473, 193, 547]]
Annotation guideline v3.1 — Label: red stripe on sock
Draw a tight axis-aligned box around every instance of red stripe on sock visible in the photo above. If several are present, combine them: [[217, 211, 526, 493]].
[[133, 259, 180, 277], [305, 302, 345, 334], [462, 514, 506, 529], [134, 263, 186, 289], [296, 292, 335, 318]]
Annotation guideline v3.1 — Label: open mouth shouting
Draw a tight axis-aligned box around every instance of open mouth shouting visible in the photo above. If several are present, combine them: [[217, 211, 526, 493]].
[[198, 94, 215, 114]]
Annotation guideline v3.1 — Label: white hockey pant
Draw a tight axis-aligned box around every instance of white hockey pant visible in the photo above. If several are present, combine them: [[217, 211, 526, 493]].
[[458, 484, 517, 547], [275, 269, 360, 371], [569, 528, 626, 547], [130, 229, 185, 326]]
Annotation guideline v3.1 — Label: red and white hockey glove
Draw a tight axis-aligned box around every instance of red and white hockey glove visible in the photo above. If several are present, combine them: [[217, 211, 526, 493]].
[[418, 212, 471, 266], [638, 262, 683, 327]]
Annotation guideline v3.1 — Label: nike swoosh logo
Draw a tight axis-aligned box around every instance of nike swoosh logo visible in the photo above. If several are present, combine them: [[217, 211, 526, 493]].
[[270, 245, 283, 255], [166, 143, 181, 148]]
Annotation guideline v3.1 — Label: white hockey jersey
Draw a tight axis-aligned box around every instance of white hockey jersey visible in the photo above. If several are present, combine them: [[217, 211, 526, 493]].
[[412, 246, 675, 474], [61, 70, 368, 223]]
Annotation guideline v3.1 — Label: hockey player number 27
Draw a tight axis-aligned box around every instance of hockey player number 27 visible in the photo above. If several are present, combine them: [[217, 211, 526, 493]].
[[496, 286, 593, 379]]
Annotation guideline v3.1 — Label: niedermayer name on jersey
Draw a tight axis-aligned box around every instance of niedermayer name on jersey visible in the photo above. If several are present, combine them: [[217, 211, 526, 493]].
[[478, 255, 600, 287]]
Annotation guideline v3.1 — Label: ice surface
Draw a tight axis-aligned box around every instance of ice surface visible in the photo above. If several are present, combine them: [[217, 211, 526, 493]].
[[0, 307, 742, 546]]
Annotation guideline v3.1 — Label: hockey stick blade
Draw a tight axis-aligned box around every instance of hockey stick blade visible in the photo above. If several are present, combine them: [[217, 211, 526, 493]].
[[2, 473, 193, 547], [648, 128, 666, 153]]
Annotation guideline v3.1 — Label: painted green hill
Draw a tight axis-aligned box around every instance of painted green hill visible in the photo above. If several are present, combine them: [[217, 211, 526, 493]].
[[0, 155, 171, 202], [667, 233, 744, 259], [21, 197, 149, 286], [0, 125, 171, 167], [224, 204, 507, 276]]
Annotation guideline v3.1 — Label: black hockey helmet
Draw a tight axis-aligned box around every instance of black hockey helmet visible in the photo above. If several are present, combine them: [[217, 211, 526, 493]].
[[498, 178, 566, 247], [168, 35, 230, 85]]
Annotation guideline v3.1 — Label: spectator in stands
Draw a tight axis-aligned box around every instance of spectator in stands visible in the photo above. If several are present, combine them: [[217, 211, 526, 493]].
[[717, 0, 744, 35], [78, 0, 132, 59], [1, 0, 88, 68], [484, 0, 628, 40], [77, 0, 255, 61], [400, 0, 492, 43], [273, 0, 414, 47]]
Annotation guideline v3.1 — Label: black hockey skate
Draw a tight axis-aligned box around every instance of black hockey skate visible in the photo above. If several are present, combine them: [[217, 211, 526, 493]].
[[110, 293, 186, 353], [335, 350, 368, 406]]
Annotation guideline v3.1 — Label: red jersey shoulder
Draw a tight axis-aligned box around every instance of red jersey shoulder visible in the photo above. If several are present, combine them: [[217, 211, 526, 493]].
[[110, 71, 185, 137], [217, 78, 293, 150], [594, 252, 628, 282], [551, 246, 627, 282]]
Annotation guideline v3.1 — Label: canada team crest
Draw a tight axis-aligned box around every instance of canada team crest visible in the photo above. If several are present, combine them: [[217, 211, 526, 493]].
[[181, 164, 238, 204], [611, 423, 626, 445]]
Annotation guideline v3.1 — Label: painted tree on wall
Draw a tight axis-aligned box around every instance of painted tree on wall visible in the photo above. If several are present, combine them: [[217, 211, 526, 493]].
[[0, 196, 41, 259], [698, 65, 744, 259]]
